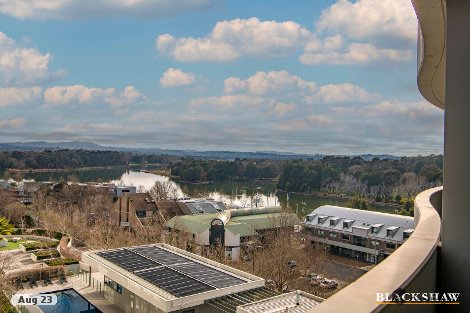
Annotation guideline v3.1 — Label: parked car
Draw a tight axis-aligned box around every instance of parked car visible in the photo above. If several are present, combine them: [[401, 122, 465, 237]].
[[319, 278, 338, 289], [307, 273, 324, 285]]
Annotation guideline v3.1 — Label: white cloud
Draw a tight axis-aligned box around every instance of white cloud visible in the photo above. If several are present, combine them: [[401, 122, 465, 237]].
[[312, 83, 381, 104], [190, 94, 266, 110], [156, 17, 313, 62], [316, 0, 417, 43], [0, 32, 60, 86], [0, 117, 26, 128], [0, 87, 43, 107], [332, 100, 441, 118], [279, 115, 334, 131], [224, 71, 316, 95], [271, 103, 296, 116], [300, 42, 412, 65], [0, 0, 218, 19], [160, 68, 195, 88], [44, 85, 146, 107], [224, 70, 379, 105], [60, 123, 124, 133]]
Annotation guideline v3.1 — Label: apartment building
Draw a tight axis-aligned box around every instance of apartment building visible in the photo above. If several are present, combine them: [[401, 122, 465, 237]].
[[303, 205, 414, 263]]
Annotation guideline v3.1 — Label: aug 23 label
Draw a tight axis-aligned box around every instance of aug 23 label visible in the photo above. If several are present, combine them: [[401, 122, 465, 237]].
[[11, 294, 58, 306]]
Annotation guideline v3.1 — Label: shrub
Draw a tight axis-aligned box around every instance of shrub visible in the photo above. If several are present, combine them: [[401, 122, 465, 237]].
[[22, 241, 58, 251], [33, 249, 60, 260], [44, 258, 79, 266], [0, 292, 16, 313]]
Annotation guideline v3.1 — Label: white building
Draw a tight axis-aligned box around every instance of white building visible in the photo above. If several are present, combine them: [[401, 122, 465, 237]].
[[80, 243, 322, 313], [303, 205, 414, 263]]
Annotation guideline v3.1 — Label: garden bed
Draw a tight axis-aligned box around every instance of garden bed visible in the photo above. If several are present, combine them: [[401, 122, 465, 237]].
[[31, 249, 60, 262]]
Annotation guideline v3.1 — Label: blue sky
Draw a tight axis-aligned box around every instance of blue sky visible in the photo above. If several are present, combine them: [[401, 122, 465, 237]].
[[0, 0, 444, 155]]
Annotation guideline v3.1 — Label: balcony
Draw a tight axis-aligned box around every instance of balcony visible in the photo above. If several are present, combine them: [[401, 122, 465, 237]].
[[310, 187, 442, 312]]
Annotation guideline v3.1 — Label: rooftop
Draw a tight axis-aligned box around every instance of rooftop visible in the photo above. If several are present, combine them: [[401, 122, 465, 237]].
[[237, 290, 323, 313], [166, 209, 300, 237], [304, 205, 414, 242], [82, 244, 264, 303], [126, 192, 157, 212], [177, 198, 227, 214]]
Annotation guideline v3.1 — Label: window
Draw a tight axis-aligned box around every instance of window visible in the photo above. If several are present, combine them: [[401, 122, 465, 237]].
[[386, 226, 399, 237], [371, 224, 383, 234], [403, 230, 413, 240], [330, 217, 340, 226], [317, 229, 324, 237], [370, 240, 379, 246], [352, 236, 367, 247], [329, 232, 337, 239], [386, 242, 397, 250], [104, 276, 122, 294], [318, 216, 328, 224], [343, 219, 354, 229], [306, 214, 316, 222], [135, 210, 146, 218], [342, 233, 350, 241]]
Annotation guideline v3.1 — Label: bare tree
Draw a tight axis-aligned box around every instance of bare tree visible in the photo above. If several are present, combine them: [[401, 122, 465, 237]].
[[149, 181, 178, 201]]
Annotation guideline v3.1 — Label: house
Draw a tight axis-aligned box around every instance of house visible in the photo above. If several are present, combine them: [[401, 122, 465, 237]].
[[79, 243, 323, 313], [166, 207, 300, 260], [113, 185, 137, 197], [303, 205, 414, 263], [111, 192, 160, 229]]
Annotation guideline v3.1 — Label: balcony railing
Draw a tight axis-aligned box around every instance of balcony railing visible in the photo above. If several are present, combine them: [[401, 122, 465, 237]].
[[309, 187, 442, 313]]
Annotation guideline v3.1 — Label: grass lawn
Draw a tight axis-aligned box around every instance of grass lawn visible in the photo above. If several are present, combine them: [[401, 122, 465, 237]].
[[0, 240, 27, 251]]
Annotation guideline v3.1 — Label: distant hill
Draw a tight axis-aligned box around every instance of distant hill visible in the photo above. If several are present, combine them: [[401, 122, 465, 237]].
[[0, 141, 400, 160]]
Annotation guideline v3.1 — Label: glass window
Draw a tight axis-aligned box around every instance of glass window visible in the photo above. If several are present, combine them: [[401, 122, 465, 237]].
[[342, 233, 350, 241], [104, 276, 123, 294], [386, 242, 397, 249]]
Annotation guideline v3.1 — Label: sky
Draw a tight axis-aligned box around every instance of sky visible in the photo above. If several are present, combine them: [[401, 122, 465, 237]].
[[0, 0, 444, 155]]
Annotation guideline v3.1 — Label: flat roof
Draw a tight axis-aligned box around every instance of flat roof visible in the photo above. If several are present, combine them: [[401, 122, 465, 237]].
[[93, 245, 247, 298], [237, 290, 323, 313]]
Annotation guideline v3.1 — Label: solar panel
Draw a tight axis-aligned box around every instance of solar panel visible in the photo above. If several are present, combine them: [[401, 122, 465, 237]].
[[173, 262, 245, 288], [96, 245, 248, 298], [138, 267, 215, 297], [129, 246, 190, 265], [96, 249, 162, 272]]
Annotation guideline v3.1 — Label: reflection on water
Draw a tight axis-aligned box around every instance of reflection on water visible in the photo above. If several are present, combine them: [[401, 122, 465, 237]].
[[1, 168, 396, 217]]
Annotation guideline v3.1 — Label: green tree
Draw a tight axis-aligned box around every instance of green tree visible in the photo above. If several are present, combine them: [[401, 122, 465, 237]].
[[0, 217, 14, 239]]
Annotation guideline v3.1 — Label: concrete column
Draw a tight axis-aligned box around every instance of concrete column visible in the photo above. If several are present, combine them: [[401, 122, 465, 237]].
[[442, 0, 470, 310]]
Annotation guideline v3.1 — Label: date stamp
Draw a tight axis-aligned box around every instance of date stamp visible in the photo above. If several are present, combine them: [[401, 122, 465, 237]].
[[11, 294, 58, 306]]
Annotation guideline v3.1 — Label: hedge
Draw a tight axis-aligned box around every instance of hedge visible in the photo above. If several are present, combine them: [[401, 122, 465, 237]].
[[0, 292, 16, 313], [33, 249, 60, 260], [22, 241, 58, 251], [44, 258, 79, 266]]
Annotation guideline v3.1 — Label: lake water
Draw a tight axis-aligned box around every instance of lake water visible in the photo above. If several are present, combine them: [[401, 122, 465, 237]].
[[1, 167, 396, 217]]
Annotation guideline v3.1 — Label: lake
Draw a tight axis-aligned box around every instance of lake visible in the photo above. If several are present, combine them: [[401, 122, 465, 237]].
[[1, 167, 396, 217]]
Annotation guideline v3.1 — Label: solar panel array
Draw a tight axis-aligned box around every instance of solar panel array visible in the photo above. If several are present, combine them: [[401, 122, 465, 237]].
[[96, 246, 246, 298]]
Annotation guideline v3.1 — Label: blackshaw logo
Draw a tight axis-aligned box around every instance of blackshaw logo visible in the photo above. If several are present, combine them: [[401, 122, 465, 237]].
[[376, 289, 460, 305]]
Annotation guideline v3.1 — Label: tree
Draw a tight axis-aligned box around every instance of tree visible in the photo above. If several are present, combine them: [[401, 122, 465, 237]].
[[149, 181, 178, 201], [0, 217, 14, 238]]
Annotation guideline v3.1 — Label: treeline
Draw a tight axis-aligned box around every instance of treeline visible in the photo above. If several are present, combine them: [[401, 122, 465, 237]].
[[0, 150, 177, 170], [170, 155, 443, 199], [170, 159, 280, 182], [277, 155, 443, 198]]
